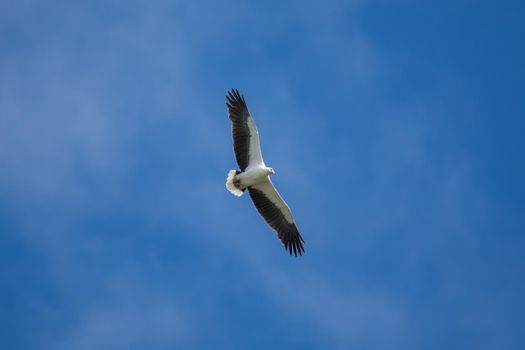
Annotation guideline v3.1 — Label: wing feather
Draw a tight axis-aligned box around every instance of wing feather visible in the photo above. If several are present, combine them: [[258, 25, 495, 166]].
[[226, 89, 264, 171], [248, 179, 305, 256]]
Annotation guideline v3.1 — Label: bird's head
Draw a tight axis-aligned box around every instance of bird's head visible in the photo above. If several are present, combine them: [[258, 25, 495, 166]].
[[267, 167, 275, 175]]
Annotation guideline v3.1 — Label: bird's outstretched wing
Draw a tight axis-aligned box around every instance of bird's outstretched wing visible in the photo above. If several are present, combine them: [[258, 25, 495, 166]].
[[226, 89, 264, 171], [248, 178, 305, 256]]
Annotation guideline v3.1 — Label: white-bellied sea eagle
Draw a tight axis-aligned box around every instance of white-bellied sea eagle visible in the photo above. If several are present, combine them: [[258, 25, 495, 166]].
[[225, 89, 305, 256]]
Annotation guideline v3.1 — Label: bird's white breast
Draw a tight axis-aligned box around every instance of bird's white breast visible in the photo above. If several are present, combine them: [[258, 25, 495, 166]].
[[238, 166, 269, 187]]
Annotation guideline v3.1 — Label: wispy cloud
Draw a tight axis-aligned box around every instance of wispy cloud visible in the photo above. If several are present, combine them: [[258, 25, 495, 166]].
[[2, 1, 524, 349], [56, 280, 192, 350]]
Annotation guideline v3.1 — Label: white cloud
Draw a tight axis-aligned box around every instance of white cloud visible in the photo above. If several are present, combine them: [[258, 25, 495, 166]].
[[56, 281, 192, 350]]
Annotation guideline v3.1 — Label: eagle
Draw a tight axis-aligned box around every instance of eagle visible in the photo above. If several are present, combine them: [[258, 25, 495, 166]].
[[225, 89, 305, 256]]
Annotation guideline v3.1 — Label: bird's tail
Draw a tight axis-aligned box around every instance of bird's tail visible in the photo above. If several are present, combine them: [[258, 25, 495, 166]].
[[226, 170, 244, 197]]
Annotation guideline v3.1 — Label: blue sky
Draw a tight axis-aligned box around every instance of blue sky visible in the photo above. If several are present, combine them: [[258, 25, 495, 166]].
[[1, 0, 524, 349]]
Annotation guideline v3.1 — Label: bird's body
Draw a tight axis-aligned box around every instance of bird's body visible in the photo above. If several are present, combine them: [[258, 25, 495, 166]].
[[237, 165, 272, 187], [225, 89, 305, 256]]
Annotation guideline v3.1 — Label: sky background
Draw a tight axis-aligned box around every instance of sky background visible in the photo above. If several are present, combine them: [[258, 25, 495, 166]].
[[1, 0, 524, 349]]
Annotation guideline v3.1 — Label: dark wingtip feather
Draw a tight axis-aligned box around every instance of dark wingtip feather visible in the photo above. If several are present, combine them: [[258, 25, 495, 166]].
[[226, 89, 247, 108], [283, 231, 305, 257]]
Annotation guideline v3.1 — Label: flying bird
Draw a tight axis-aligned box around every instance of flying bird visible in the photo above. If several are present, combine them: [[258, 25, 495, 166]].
[[225, 89, 305, 256]]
